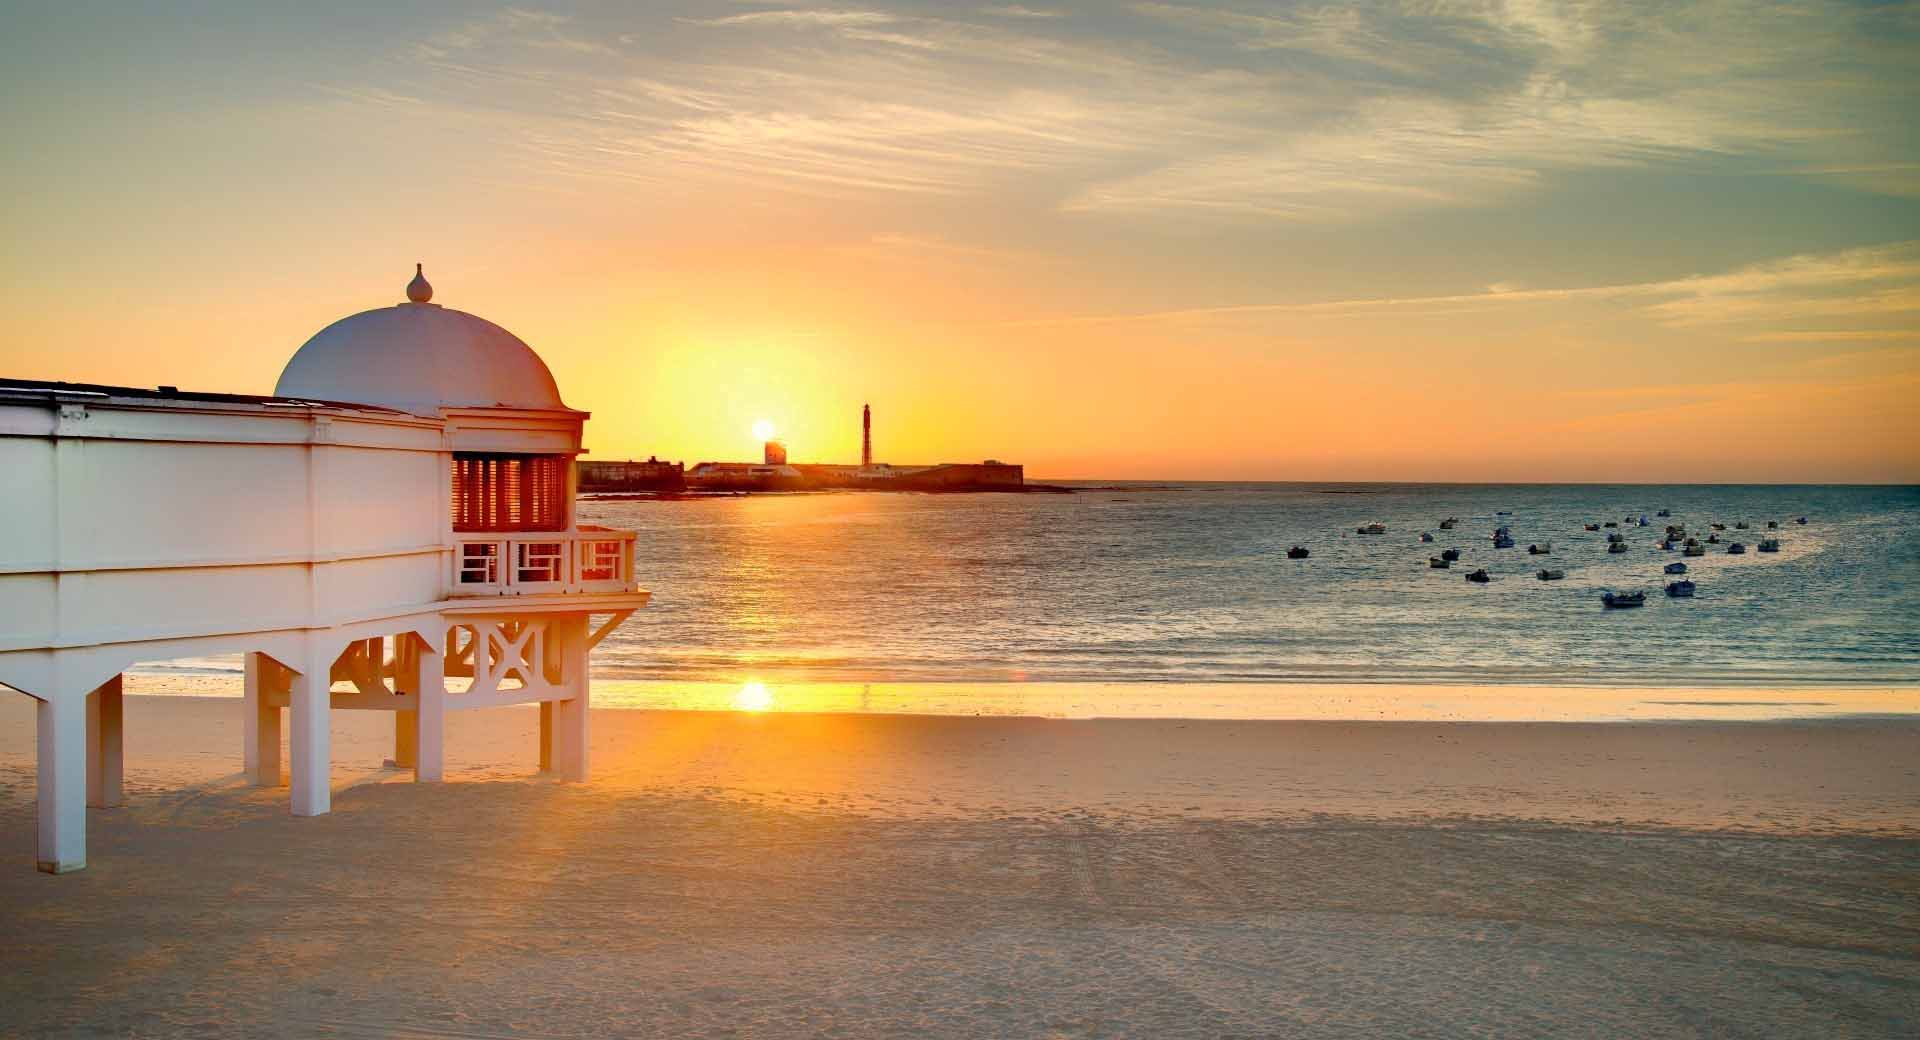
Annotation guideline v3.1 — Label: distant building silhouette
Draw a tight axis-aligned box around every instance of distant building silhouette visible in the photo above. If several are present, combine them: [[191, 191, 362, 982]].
[[577, 456, 685, 493], [684, 399, 1023, 492]]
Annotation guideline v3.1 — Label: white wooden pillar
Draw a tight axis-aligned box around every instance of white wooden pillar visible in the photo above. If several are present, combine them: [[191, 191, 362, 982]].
[[86, 675, 124, 808], [412, 631, 446, 782], [394, 713, 418, 769], [538, 701, 555, 774], [553, 616, 590, 782], [288, 651, 331, 817], [538, 620, 559, 773], [243, 652, 282, 786], [389, 634, 418, 769], [36, 693, 87, 873]]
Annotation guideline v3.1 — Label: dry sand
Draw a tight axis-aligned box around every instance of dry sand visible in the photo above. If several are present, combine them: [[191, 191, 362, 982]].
[[2, 695, 1918, 1037]]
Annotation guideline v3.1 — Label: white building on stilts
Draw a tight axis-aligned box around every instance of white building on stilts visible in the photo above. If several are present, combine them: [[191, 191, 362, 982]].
[[0, 266, 648, 873]]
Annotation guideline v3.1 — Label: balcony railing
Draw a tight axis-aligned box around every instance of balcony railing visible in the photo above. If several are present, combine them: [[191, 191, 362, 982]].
[[451, 525, 637, 597]]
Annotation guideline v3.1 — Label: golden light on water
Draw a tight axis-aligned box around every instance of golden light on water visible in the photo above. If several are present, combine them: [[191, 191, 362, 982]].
[[734, 680, 773, 712]]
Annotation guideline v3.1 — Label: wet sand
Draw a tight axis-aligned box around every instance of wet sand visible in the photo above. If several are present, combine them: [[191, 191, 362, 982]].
[[2, 696, 1917, 1037]]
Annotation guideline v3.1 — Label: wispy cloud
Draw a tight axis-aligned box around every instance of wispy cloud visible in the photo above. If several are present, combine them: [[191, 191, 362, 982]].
[[979, 5, 1064, 18], [685, 9, 899, 29], [346, 1, 1919, 220], [1743, 329, 1920, 344], [1000, 242, 1920, 329], [1072, 2, 1920, 219]]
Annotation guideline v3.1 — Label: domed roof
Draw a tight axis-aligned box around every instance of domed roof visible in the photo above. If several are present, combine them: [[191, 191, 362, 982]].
[[275, 266, 568, 415]]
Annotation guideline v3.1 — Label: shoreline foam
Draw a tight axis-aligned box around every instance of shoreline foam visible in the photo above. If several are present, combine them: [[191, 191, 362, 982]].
[[110, 673, 1920, 723]]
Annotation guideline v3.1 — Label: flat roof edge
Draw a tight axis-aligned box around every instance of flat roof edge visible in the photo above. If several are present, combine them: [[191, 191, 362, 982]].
[[0, 378, 414, 416]]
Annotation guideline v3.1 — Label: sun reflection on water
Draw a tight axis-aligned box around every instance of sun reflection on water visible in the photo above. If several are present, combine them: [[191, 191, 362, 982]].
[[734, 680, 774, 712]]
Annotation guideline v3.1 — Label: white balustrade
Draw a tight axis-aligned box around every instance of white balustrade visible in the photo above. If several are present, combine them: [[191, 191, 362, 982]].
[[451, 526, 635, 596]]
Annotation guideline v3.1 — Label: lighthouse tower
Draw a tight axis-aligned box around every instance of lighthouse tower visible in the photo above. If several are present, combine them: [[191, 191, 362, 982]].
[[862, 403, 872, 468]]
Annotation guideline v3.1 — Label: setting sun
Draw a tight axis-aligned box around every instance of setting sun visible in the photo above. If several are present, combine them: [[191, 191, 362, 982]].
[[734, 680, 773, 713], [751, 420, 776, 444]]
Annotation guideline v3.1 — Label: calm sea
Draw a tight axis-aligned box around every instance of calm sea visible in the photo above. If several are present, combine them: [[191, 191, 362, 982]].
[[580, 483, 1920, 688], [130, 484, 1920, 718]]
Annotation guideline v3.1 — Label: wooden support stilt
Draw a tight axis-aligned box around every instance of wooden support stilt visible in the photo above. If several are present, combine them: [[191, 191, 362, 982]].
[[37, 694, 86, 873], [289, 653, 331, 817], [86, 675, 125, 808], [243, 653, 283, 786], [538, 701, 554, 774], [554, 615, 591, 782], [413, 632, 445, 782], [394, 712, 418, 769]]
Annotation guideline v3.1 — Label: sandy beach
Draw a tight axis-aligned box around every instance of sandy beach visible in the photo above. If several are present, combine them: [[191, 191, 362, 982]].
[[2, 694, 1917, 1037]]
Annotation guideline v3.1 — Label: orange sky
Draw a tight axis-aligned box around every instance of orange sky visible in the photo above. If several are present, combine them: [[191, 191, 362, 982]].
[[2, 2, 1916, 481]]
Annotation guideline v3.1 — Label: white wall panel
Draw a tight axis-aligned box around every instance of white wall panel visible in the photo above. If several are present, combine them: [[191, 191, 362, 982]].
[[315, 553, 445, 616], [64, 441, 310, 565], [320, 449, 443, 554], [0, 440, 55, 570]]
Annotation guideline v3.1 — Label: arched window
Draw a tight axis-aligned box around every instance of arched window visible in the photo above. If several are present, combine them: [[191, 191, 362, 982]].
[[450, 453, 566, 532]]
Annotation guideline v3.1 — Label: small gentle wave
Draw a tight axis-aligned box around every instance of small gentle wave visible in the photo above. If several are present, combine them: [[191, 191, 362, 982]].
[[579, 483, 1920, 688], [129, 483, 1920, 697]]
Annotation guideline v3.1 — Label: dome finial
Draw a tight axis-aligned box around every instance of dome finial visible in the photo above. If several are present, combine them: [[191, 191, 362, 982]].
[[406, 263, 433, 304]]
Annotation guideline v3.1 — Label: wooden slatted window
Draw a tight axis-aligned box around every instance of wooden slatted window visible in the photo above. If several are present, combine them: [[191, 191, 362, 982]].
[[451, 453, 567, 532]]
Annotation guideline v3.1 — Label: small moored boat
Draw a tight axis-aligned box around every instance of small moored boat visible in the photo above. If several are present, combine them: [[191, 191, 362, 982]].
[[1665, 562, 1688, 575], [1735, 521, 1749, 530], [1607, 541, 1629, 553], [1439, 517, 1458, 530], [1419, 532, 1434, 543], [1357, 522, 1386, 535], [1758, 538, 1780, 553], [1727, 542, 1747, 555], [1465, 568, 1491, 584], [1287, 545, 1310, 559], [1665, 580, 1696, 598], [1796, 516, 1808, 524], [1494, 534, 1516, 549], [1440, 547, 1462, 562], [1528, 543, 1551, 554], [1683, 542, 1705, 557], [1429, 556, 1450, 569], [1536, 568, 1565, 581], [1601, 591, 1646, 609], [1656, 509, 1671, 517], [1584, 523, 1600, 532]]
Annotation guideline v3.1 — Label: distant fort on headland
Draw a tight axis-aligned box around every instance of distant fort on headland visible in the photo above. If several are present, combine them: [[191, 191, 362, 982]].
[[578, 404, 1034, 494]]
